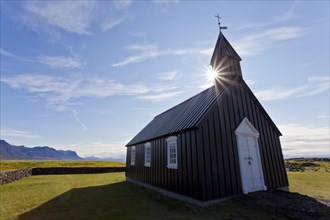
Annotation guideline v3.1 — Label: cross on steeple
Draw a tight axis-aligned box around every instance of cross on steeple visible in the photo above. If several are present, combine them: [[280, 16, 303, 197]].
[[215, 14, 227, 32]]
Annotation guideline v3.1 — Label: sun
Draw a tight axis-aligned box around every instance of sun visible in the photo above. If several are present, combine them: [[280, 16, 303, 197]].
[[206, 66, 218, 83]]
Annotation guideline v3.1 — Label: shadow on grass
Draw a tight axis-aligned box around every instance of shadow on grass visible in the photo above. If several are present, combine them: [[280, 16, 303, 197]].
[[18, 181, 329, 220], [18, 181, 270, 220], [18, 181, 195, 220]]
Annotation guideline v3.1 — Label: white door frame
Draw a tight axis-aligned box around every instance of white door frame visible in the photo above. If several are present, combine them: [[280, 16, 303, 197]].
[[235, 117, 267, 194]]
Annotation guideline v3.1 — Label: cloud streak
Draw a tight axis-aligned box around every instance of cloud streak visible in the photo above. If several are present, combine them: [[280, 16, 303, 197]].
[[69, 107, 87, 131], [77, 141, 127, 159], [1, 74, 183, 129], [255, 75, 329, 101], [0, 129, 41, 139], [114, 26, 305, 67], [1, 74, 183, 106], [233, 26, 306, 56], [112, 1, 132, 10], [22, 1, 96, 35], [112, 43, 212, 67], [274, 1, 298, 22], [137, 91, 184, 101], [279, 123, 329, 158], [159, 71, 181, 81], [1, 48, 83, 69], [101, 17, 126, 32], [20, 1, 129, 35], [37, 56, 83, 69], [1, 48, 31, 62]]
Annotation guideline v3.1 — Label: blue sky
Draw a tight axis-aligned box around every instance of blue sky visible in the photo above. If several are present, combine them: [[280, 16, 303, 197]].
[[0, 1, 329, 159]]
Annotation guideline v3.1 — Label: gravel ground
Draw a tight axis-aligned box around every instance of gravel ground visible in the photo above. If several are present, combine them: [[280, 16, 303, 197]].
[[235, 190, 330, 220]]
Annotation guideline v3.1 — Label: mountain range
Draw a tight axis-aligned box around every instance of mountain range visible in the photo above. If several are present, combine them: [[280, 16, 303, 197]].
[[0, 140, 81, 160]]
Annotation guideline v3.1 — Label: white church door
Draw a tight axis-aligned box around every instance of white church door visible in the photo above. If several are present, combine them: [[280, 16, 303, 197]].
[[235, 118, 267, 194]]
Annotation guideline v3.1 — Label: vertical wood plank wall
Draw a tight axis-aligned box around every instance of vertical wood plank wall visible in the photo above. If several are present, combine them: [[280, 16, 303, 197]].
[[125, 83, 288, 201], [126, 130, 202, 199]]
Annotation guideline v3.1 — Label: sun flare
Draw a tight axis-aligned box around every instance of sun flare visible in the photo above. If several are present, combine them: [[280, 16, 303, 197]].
[[206, 66, 218, 83]]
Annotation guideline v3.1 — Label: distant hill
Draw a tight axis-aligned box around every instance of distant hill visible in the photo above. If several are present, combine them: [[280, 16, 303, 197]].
[[0, 140, 81, 160]]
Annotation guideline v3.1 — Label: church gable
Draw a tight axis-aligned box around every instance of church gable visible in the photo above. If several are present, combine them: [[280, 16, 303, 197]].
[[195, 81, 287, 194]]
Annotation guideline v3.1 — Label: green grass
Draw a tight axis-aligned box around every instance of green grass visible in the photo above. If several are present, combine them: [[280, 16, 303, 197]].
[[286, 159, 330, 204], [0, 173, 284, 220], [0, 160, 125, 172], [1, 160, 329, 219], [288, 169, 330, 204]]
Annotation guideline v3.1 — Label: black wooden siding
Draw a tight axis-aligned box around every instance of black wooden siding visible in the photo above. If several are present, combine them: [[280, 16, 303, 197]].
[[126, 129, 201, 199], [126, 82, 288, 201]]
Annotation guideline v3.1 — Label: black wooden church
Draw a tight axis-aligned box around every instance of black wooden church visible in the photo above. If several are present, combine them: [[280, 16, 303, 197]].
[[125, 29, 288, 205]]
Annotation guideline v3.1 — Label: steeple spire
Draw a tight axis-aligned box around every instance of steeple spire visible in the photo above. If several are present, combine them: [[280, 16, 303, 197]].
[[210, 27, 242, 83], [215, 14, 227, 33]]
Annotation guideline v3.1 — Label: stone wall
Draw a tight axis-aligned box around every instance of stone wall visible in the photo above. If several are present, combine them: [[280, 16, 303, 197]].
[[0, 167, 126, 185], [0, 168, 32, 185], [32, 167, 126, 175]]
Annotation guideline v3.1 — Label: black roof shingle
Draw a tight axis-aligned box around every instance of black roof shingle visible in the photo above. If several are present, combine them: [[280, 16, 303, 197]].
[[126, 86, 223, 146]]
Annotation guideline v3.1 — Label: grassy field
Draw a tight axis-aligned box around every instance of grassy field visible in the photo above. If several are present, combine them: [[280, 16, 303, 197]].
[[287, 160, 330, 204], [0, 160, 328, 219], [0, 160, 125, 172], [1, 172, 285, 220]]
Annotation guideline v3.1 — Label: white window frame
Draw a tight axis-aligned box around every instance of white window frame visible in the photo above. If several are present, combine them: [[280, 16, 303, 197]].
[[144, 142, 151, 167], [167, 136, 178, 169], [131, 146, 136, 166]]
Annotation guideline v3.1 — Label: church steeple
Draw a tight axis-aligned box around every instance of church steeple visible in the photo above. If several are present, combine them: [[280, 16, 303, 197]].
[[210, 30, 243, 83]]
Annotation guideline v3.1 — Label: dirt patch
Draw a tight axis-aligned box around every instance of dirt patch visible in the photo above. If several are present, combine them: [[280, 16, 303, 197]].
[[235, 190, 330, 220]]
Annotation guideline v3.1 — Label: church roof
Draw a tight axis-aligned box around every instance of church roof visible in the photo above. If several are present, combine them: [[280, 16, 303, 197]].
[[126, 32, 281, 146], [210, 32, 241, 68], [126, 86, 224, 146]]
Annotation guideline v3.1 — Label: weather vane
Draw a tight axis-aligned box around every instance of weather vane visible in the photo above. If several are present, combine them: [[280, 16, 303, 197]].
[[215, 14, 227, 32]]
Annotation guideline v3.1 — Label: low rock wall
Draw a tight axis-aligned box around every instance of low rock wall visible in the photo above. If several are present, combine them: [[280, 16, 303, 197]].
[[0, 168, 32, 185], [0, 167, 125, 185], [32, 167, 126, 175]]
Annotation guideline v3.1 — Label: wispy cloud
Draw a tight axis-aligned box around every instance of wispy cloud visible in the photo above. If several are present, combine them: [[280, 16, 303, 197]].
[[235, 22, 271, 31], [73, 141, 128, 158], [69, 107, 87, 131], [0, 129, 40, 139], [233, 26, 306, 56], [137, 91, 183, 101], [0, 48, 16, 57], [0, 73, 181, 129], [112, 1, 132, 10], [159, 71, 181, 81], [112, 44, 159, 67], [112, 43, 212, 67], [274, 1, 298, 22], [152, 0, 179, 4], [1, 73, 183, 106], [27, 104, 87, 131], [1, 48, 83, 69], [22, 1, 97, 35], [317, 115, 330, 119], [37, 56, 83, 69], [255, 75, 329, 101], [101, 16, 126, 32], [279, 123, 329, 158], [1, 48, 31, 62], [129, 32, 146, 38]]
